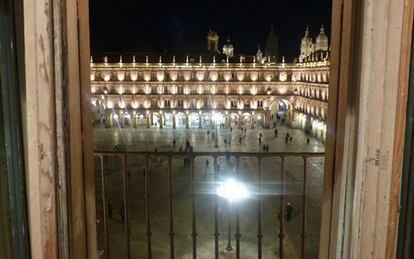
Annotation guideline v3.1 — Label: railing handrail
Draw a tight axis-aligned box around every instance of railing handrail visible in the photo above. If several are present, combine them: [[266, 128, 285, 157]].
[[93, 150, 325, 157], [94, 150, 325, 259]]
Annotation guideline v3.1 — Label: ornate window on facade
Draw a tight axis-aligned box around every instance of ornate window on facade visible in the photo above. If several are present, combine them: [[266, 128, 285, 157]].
[[257, 100, 263, 108], [177, 99, 184, 108], [177, 86, 183, 94], [151, 99, 157, 108], [203, 97, 209, 107], [169, 71, 178, 81], [130, 71, 138, 81], [230, 100, 237, 108], [190, 99, 196, 109], [164, 99, 171, 108]]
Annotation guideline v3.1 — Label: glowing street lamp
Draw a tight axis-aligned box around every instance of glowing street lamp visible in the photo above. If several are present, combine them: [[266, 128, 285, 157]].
[[216, 178, 250, 252]]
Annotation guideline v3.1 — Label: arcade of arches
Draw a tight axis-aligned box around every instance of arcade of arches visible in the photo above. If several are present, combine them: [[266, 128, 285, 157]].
[[90, 37, 329, 141], [93, 96, 327, 141]]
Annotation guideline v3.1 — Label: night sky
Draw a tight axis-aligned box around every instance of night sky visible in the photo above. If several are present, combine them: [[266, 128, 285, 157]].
[[89, 0, 332, 61]]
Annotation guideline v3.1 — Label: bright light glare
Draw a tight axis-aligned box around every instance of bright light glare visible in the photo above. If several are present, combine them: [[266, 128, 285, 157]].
[[216, 178, 249, 203]]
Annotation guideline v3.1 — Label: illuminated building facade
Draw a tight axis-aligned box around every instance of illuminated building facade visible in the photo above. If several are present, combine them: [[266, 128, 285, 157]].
[[90, 27, 329, 140]]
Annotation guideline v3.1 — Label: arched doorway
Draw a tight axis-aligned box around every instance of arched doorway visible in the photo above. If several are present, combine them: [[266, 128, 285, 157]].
[[164, 112, 173, 128], [255, 112, 265, 128], [189, 113, 199, 128], [152, 113, 161, 128], [270, 99, 293, 126], [229, 113, 239, 127], [202, 113, 212, 128], [212, 112, 225, 128], [91, 99, 105, 126], [123, 113, 132, 127], [176, 112, 186, 128], [241, 113, 252, 127], [135, 113, 147, 127], [109, 112, 120, 128]]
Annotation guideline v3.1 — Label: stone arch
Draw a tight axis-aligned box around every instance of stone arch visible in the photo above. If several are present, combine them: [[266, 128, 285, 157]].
[[229, 112, 240, 127], [269, 98, 293, 114], [122, 112, 133, 127], [202, 112, 212, 128], [255, 112, 266, 128], [152, 112, 161, 128], [269, 98, 294, 126], [164, 112, 174, 127], [189, 112, 200, 128], [134, 112, 147, 127], [241, 112, 252, 126], [175, 112, 187, 128], [109, 112, 118, 127]]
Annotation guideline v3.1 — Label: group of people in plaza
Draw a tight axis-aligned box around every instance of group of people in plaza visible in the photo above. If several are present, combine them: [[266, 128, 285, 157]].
[[171, 138, 195, 167], [173, 139, 194, 153], [204, 126, 313, 151]]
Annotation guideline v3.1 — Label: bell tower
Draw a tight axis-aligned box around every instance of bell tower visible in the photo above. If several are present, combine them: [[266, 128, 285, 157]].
[[315, 25, 329, 51], [207, 30, 219, 52]]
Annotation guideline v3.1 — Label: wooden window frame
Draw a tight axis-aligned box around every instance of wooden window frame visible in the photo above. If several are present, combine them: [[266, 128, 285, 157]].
[[20, 0, 414, 258], [321, 0, 414, 258]]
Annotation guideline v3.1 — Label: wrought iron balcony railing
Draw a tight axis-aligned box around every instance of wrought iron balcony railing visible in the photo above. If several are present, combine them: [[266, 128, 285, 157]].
[[94, 151, 325, 259]]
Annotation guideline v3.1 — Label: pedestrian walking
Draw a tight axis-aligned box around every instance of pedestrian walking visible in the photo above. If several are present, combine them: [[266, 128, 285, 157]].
[[274, 128, 278, 137], [173, 139, 176, 149], [306, 138, 310, 145]]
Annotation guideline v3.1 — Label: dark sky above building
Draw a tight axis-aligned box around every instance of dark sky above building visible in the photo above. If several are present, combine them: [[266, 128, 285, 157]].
[[89, 0, 332, 61]]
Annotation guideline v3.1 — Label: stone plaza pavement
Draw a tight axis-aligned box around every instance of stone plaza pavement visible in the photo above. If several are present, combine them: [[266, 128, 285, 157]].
[[93, 126, 325, 259]]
